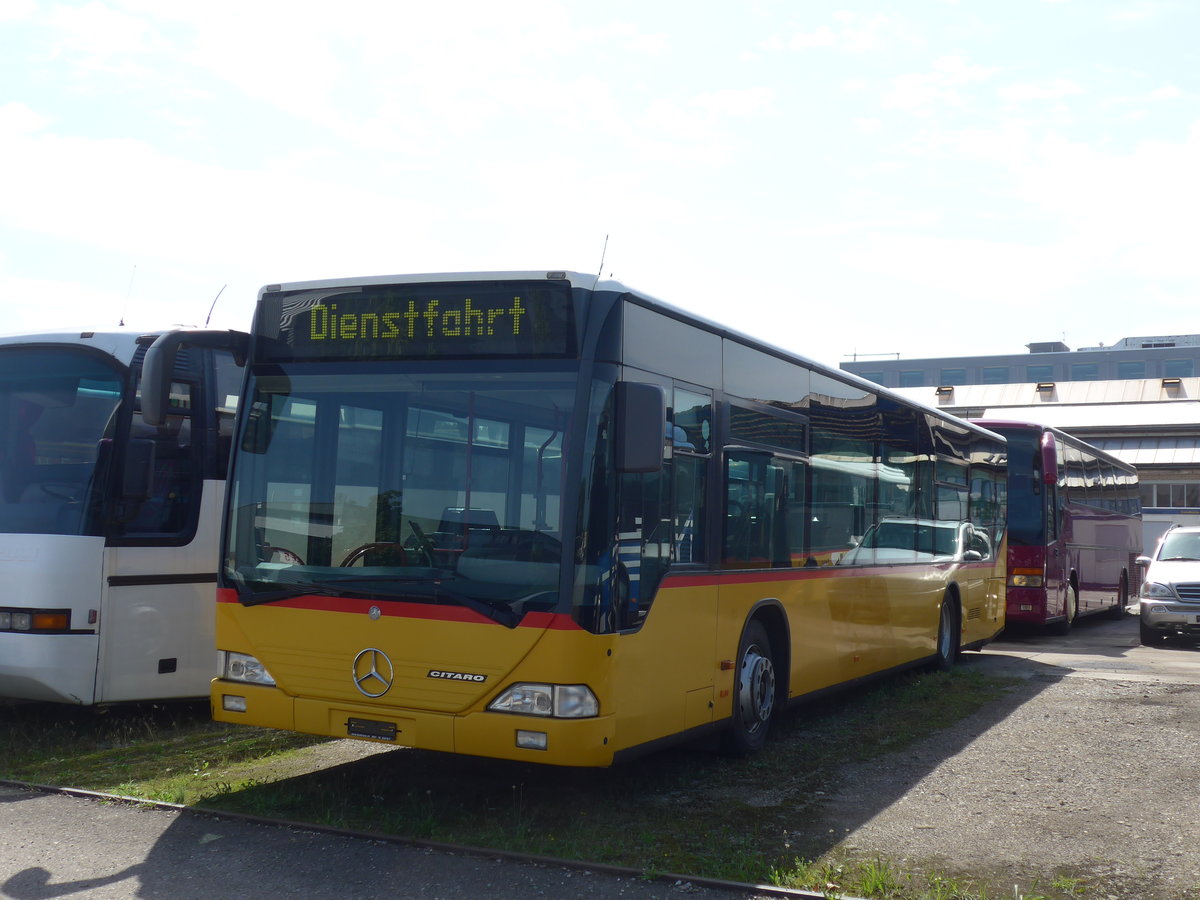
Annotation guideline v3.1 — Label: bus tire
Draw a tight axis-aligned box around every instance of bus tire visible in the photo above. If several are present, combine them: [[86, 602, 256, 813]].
[[935, 595, 960, 671], [1048, 585, 1077, 636], [721, 620, 776, 756]]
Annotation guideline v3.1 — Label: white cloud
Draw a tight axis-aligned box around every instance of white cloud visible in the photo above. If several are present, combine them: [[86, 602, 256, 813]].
[[998, 78, 1085, 102], [884, 56, 997, 113]]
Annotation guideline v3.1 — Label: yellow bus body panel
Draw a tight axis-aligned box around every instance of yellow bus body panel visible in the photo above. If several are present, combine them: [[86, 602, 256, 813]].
[[213, 549, 1004, 766]]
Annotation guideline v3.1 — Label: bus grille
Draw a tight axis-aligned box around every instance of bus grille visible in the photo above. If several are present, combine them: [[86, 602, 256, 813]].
[[1175, 583, 1200, 603]]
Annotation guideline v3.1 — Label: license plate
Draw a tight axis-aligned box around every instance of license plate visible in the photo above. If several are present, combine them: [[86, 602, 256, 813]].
[[1191, 615, 1200, 625], [346, 717, 398, 740]]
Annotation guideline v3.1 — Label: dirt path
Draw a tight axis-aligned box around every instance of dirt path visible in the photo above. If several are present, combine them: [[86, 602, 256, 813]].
[[811, 615, 1200, 898]]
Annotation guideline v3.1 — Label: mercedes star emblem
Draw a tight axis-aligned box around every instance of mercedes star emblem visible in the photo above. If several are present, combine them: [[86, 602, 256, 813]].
[[352, 647, 394, 698]]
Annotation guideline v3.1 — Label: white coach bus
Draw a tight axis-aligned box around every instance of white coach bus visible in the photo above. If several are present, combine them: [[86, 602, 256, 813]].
[[0, 328, 242, 704]]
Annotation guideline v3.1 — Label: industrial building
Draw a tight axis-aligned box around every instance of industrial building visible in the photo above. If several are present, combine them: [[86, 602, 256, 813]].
[[842, 336, 1200, 554]]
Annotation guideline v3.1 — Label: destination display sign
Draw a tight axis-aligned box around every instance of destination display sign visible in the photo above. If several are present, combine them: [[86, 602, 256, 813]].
[[260, 281, 577, 361]]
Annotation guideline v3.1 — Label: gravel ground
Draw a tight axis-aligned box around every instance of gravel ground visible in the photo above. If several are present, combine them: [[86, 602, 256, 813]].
[[810, 616, 1200, 899]]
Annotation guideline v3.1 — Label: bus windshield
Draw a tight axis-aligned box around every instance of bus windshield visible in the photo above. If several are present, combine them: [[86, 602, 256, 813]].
[[0, 348, 124, 536], [225, 363, 576, 623]]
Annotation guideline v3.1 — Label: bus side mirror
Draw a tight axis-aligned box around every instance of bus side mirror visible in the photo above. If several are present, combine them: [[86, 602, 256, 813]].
[[615, 382, 665, 474], [122, 438, 155, 502], [142, 329, 248, 426]]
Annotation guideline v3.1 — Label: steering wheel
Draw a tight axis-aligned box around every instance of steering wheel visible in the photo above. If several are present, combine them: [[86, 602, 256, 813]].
[[408, 520, 438, 566], [339, 542, 408, 567]]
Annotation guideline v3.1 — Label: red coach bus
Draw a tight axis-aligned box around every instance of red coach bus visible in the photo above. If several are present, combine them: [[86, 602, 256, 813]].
[[973, 419, 1141, 634]]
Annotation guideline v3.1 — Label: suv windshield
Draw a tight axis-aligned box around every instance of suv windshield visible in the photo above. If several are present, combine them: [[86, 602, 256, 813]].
[[1157, 530, 1200, 561], [225, 364, 576, 624], [0, 348, 124, 536]]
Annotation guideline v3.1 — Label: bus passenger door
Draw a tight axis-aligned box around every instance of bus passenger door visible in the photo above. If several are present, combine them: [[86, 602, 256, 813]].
[[98, 377, 219, 703], [1045, 481, 1068, 619]]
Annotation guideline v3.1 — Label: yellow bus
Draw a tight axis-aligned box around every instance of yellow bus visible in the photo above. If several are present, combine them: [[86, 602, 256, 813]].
[[145, 272, 1007, 766]]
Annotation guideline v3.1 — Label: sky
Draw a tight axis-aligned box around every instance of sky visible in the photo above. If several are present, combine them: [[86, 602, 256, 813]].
[[1, 0, 1198, 370]]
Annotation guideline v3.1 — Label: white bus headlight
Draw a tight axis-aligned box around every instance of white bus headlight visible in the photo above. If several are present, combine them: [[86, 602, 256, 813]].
[[221, 651, 276, 686], [488, 683, 599, 718]]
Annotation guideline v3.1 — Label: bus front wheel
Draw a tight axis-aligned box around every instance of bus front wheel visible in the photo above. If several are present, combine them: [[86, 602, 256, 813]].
[[722, 620, 776, 756], [1049, 586, 1078, 636]]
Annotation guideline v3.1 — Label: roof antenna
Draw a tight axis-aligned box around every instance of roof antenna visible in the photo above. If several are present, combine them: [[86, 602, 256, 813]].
[[593, 235, 609, 288], [119, 264, 137, 327], [205, 284, 227, 327]]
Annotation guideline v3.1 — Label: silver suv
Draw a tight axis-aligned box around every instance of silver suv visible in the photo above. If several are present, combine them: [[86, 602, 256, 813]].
[[1137, 525, 1200, 645]]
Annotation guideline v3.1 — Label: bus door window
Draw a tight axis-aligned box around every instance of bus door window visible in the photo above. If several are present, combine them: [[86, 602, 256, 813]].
[[670, 387, 710, 565], [120, 381, 197, 537]]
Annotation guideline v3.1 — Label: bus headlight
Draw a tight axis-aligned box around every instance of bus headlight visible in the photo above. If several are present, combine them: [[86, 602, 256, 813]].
[[220, 651, 276, 686], [488, 683, 599, 718]]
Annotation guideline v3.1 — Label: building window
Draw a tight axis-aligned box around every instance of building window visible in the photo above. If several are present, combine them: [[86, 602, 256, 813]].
[[939, 368, 966, 385], [1027, 364, 1054, 382], [1164, 359, 1194, 378], [1117, 361, 1145, 380], [1143, 483, 1200, 508], [981, 366, 1009, 384], [1070, 363, 1100, 381], [899, 370, 925, 387], [858, 372, 886, 386]]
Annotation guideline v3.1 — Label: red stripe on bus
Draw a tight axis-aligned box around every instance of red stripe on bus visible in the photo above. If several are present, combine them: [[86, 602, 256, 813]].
[[215, 588, 581, 630]]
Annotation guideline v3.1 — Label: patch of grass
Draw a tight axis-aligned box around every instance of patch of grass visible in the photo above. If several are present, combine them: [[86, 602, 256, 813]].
[[4, 667, 1084, 899], [0, 700, 328, 803]]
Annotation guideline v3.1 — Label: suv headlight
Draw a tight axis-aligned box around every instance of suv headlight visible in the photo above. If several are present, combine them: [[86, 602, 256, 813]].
[[221, 651, 276, 686], [1142, 581, 1177, 601], [488, 683, 599, 718]]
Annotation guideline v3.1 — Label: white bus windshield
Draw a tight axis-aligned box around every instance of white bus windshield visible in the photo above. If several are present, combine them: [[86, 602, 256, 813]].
[[0, 348, 124, 536], [226, 365, 576, 623]]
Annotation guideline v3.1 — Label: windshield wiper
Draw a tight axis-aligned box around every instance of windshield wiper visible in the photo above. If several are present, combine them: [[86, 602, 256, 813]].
[[236, 582, 347, 607], [239, 574, 521, 628]]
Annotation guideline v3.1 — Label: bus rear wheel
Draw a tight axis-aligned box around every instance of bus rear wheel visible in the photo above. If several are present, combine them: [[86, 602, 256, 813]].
[[722, 620, 776, 756]]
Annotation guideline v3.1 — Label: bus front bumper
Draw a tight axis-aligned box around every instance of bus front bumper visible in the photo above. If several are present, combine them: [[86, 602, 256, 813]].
[[211, 679, 619, 767]]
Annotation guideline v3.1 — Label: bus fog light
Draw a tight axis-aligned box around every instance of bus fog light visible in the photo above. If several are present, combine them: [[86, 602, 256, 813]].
[[222, 695, 248, 712], [516, 730, 548, 750], [221, 651, 276, 686]]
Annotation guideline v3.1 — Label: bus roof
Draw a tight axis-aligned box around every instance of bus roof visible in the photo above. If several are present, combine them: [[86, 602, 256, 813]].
[[0, 329, 167, 366], [260, 270, 1007, 444]]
